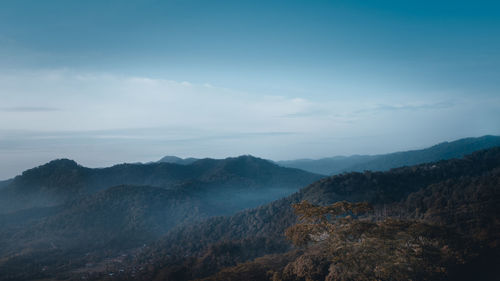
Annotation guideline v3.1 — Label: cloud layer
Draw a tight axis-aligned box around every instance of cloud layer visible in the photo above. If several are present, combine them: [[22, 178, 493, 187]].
[[0, 70, 499, 179]]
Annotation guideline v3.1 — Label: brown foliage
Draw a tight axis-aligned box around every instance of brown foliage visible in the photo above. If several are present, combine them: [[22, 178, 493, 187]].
[[281, 201, 464, 281]]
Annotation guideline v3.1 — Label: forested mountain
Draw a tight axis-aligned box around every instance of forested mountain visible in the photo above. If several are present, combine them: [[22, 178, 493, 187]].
[[0, 156, 321, 281], [0, 156, 321, 214], [0, 179, 12, 190], [116, 147, 500, 281], [201, 164, 500, 281], [0, 185, 209, 258], [1, 147, 499, 280], [278, 135, 500, 175], [158, 156, 199, 165]]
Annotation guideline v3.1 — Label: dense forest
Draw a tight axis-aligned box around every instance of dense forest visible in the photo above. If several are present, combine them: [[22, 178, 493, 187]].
[[0, 141, 499, 280], [0, 156, 321, 214], [111, 147, 499, 281], [2, 0, 498, 279], [0, 156, 321, 281]]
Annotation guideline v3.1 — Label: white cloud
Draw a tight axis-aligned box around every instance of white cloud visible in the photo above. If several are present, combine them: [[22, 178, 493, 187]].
[[0, 69, 499, 179], [0, 70, 330, 133]]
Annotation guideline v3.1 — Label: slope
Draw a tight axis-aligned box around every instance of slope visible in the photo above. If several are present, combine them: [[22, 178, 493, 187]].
[[128, 147, 500, 281], [278, 135, 500, 175], [0, 155, 322, 213]]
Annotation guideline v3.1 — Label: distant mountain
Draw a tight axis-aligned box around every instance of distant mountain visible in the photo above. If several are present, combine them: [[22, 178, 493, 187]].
[[0, 179, 12, 190], [158, 156, 199, 165], [0, 155, 321, 214], [277, 135, 500, 175], [0, 156, 322, 280]]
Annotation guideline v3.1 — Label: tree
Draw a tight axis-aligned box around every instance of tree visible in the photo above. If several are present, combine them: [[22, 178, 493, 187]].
[[279, 201, 463, 281]]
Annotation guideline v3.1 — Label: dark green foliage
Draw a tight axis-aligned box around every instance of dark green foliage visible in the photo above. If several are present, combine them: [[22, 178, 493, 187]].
[[402, 167, 500, 245]]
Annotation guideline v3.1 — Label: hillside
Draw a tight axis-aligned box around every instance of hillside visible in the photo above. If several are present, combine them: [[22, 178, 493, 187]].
[[0, 156, 321, 213], [0, 185, 210, 257], [1, 148, 499, 280], [120, 147, 500, 281], [0, 179, 12, 190], [278, 135, 500, 175], [199, 166, 500, 281], [0, 156, 322, 281], [158, 156, 199, 165]]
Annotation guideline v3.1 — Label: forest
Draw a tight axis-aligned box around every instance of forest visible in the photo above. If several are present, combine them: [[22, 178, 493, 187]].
[[0, 144, 499, 280]]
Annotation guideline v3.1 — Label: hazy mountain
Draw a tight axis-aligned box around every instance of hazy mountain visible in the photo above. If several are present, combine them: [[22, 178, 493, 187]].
[[278, 135, 500, 175], [0, 155, 321, 214], [0, 185, 212, 259], [197, 167, 500, 281], [1, 147, 499, 280], [125, 147, 500, 280], [0, 179, 12, 190], [0, 156, 321, 280], [158, 156, 199, 165]]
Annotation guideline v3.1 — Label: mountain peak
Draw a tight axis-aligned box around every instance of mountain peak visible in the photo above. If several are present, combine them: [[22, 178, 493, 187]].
[[19, 159, 80, 177], [158, 156, 198, 165], [45, 158, 79, 167], [229, 154, 266, 161]]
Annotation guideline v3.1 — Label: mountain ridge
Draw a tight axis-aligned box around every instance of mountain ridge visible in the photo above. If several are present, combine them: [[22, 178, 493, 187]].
[[1, 140, 500, 280], [158, 156, 199, 165], [0, 155, 321, 214], [126, 147, 500, 280], [277, 135, 500, 175]]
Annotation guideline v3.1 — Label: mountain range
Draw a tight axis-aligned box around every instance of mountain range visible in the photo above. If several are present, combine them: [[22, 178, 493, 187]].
[[158, 156, 200, 165], [122, 147, 500, 281], [0, 155, 321, 280], [0, 156, 321, 214], [0, 136, 499, 280], [277, 135, 500, 175]]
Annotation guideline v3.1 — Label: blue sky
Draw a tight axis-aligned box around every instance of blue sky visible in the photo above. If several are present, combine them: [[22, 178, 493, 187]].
[[1, 0, 499, 178]]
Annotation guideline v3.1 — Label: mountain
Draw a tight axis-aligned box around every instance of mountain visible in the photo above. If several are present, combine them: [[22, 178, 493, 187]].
[[0, 155, 322, 213], [120, 147, 500, 281], [1, 146, 499, 280], [158, 156, 199, 165], [0, 179, 12, 190], [0, 156, 322, 280], [0, 185, 210, 257], [205, 162, 500, 281], [278, 135, 500, 175]]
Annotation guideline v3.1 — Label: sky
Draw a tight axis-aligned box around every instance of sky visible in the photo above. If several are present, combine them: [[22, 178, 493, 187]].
[[1, 0, 500, 179]]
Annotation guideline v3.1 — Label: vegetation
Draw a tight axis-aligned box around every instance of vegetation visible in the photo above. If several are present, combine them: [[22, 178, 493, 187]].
[[0, 155, 321, 213], [0, 147, 499, 280], [277, 201, 464, 281], [0, 156, 321, 281]]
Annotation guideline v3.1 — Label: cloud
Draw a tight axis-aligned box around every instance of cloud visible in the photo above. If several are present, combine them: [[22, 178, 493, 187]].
[[0, 70, 331, 134], [0, 69, 498, 179], [356, 101, 455, 114], [0, 106, 60, 112], [279, 109, 331, 118]]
